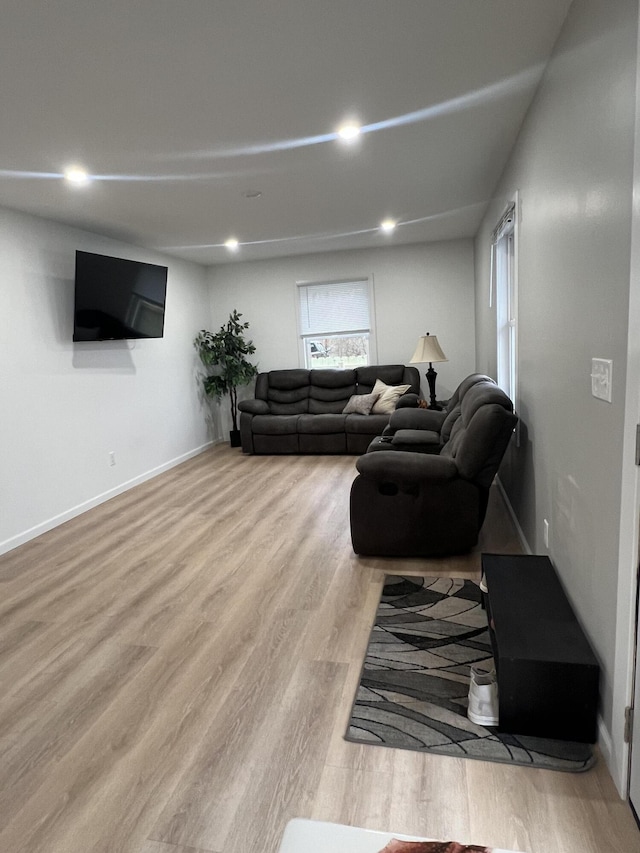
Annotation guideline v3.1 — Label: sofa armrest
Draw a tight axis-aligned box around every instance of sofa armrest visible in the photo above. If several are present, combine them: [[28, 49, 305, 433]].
[[355, 450, 458, 484], [388, 406, 447, 432], [238, 399, 269, 415], [394, 392, 420, 409]]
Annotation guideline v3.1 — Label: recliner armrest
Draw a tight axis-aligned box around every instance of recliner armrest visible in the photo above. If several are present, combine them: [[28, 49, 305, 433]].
[[238, 399, 269, 415], [391, 429, 440, 450], [388, 407, 447, 432], [355, 450, 458, 484]]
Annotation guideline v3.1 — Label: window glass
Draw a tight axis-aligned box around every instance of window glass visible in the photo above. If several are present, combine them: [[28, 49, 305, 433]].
[[493, 203, 517, 410], [305, 334, 370, 369]]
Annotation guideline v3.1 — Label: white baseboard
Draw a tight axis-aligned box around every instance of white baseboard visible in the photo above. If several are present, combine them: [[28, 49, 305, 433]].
[[596, 714, 615, 778], [495, 476, 531, 554], [0, 441, 216, 557]]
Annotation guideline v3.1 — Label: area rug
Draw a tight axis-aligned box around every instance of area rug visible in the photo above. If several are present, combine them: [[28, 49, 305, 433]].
[[345, 575, 595, 771]]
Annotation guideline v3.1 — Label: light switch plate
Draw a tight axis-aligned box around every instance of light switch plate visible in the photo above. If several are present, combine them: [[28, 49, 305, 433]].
[[591, 358, 613, 402]]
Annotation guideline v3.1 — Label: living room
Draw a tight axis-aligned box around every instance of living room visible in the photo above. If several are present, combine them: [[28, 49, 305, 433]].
[[2, 1, 640, 851]]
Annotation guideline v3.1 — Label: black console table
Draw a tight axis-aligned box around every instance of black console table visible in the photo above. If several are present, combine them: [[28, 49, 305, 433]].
[[481, 553, 600, 743]]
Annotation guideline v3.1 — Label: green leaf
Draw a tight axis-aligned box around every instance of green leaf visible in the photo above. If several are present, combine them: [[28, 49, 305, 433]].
[[194, 311, 259, 429]]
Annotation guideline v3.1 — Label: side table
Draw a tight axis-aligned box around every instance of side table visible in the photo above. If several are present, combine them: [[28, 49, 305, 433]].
[[482, 553, 599, 742]]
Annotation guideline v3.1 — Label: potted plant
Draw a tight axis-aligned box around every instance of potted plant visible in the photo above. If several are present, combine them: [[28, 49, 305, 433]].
[[194, 310, 258, 447]]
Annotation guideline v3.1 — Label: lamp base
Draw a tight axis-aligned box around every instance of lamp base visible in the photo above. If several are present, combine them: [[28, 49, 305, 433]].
[[426, 365, 441, 410]]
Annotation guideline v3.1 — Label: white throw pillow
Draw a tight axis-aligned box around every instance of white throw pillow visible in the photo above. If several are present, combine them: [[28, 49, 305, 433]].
[[371, 379, 411, 414]]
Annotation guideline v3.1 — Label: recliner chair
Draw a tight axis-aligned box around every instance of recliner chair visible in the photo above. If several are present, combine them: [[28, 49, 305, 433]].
[[370, 373, 494, 454], [350, 377, 517, 557]]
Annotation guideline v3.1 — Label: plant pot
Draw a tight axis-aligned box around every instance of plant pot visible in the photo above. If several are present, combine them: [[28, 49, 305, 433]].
[[229, 429, 242, 448]]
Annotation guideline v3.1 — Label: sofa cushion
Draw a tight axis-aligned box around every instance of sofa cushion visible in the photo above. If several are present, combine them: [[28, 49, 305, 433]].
[[267, 369, 310, 390], [264, 369, 310, 414], [441, 383, 516, 485], [297, 414, 347, 434], [310, 368, 357, 388], [345, 413, 390, 434], [357, 364, 407, 392], [269, 398, 309, 415], [264, 379, 308, 414], [308, 369, 356, 413], [440, 404, 462, 443], [310, 384, 356, 402], [251, 414, 301, 435], [459, 380, 511, 422], [342, 392, 379, 415], [309, 398, 350, 414], [438, 376, 494, 442], [371, 379, 411, 414], [268, 386, 309, 404]]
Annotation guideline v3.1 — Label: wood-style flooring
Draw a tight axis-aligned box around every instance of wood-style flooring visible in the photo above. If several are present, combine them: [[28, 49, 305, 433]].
[[0, 445, 637, 853]]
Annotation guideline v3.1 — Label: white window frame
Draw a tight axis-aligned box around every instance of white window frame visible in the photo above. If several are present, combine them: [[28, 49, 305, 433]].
[[295, 276, 378, 368], [491, 194, 519, 414]]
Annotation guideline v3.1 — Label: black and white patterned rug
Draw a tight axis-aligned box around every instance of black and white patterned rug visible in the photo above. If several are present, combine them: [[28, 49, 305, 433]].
[[345, 575, 595, 771]]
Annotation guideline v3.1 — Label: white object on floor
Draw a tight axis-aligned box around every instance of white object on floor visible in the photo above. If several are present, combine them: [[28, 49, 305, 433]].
[[277, 818, 525, 852], [467, 663, 499, 727]]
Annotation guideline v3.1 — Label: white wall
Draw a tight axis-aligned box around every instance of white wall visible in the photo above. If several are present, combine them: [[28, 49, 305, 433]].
[[474, 0, 638, 778], [0, 207, 212, 554], [208, 240, 476, 414]]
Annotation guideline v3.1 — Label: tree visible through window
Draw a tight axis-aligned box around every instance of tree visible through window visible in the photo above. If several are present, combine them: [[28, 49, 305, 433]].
[[297, 278, 375, 369]]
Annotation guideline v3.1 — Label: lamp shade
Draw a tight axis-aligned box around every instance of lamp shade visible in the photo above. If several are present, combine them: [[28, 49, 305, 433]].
[[410, 334, 448, 364]]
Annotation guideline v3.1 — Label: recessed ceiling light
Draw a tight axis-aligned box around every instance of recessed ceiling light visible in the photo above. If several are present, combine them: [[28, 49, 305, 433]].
[[63, 165, 90, 186], [380, 219, 397, 234], [225, 237, 239, 252], [337, 123, 361, 142]]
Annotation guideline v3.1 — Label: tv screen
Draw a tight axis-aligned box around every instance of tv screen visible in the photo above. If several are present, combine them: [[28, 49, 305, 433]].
[[73, 251, 168, 341]]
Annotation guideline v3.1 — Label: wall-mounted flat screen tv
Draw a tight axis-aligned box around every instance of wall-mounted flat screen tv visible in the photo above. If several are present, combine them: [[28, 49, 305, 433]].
[[73, 251, 168, 341]]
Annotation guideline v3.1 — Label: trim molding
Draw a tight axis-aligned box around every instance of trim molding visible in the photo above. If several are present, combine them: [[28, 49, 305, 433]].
[[495, 475, 531, 554], [597, 713, 614, 773], [0, 441, 216, 557]]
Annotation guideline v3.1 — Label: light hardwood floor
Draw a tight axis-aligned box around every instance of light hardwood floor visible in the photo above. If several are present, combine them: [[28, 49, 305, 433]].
[[0, 445, 637, 853]]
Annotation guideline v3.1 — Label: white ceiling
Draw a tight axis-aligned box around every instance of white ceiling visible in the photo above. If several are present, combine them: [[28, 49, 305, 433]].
[[1, 0, 572, 265]]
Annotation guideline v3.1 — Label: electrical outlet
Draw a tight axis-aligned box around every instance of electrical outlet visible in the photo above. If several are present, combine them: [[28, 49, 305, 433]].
[[543, 519, 549, 549], [591, 358, 613, 402], [109, 451, 116, 467]]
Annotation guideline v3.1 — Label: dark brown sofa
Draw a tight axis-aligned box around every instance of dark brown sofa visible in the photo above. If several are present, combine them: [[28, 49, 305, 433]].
[[238, 364, 420, 454]]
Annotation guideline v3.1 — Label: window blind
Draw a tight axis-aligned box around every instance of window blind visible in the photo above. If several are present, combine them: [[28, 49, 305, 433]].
[[297, 279, 370, 337], [491, 202, 516, 244], [490, 201, 516, 307]]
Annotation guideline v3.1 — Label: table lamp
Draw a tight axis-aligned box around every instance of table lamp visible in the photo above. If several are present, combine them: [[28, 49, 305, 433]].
[[410, 332, 448, 410]]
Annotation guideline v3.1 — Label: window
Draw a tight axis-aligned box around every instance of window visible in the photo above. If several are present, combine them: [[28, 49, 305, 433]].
[[297, 278, 376, 369], [491, 199, 518, 409]]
